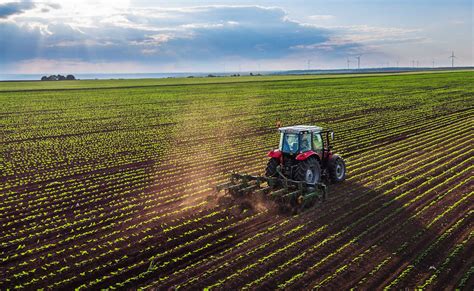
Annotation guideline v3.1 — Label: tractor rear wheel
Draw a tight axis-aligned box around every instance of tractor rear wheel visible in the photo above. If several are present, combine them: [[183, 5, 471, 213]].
[[265, 158, 279, 177], [329, 155, 346, 183], [295, 157, 321, 185]]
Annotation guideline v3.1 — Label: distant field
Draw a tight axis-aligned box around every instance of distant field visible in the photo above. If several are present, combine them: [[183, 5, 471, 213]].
[[0, 69, 472, 91], [1, 71, 473, 289]]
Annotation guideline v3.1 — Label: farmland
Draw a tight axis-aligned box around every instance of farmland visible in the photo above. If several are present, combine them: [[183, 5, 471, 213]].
[[0, 71, 473, 289]]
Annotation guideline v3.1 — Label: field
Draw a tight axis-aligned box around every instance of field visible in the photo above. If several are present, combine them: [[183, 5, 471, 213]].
[[1, 71, 473, 289]]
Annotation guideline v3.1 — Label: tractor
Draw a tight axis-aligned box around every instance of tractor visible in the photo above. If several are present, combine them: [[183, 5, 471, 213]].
[[216, 125, 346, 213]]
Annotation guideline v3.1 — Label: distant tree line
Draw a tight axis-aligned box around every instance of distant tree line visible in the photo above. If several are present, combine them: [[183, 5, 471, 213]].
[[203, 73, 262, 78], [41, 74, 76, 81]]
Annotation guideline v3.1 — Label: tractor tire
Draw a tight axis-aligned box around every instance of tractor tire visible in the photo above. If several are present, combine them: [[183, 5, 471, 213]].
[[265, 158, 279, 177], [328, 155, 346, 183], [294, 157, 321, 185]]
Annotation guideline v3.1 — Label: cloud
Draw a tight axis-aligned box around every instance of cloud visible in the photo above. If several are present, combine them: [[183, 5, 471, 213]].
[[45, 2, 60, 10], [0, 0, 35, 18], [291, 37, 362, 54], [308, 14, 334, 21], [292, 25, 426, 57], [1, 6, 336, 64], [0, 4, 432, 72]]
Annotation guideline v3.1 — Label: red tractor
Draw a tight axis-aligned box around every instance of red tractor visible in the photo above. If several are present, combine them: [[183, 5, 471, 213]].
[[266, 125, 346, 185], [216, 125, 346, 212]]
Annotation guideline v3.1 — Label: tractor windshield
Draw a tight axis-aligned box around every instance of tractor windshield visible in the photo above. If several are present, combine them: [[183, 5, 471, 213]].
[[280, 133, 299, 153]]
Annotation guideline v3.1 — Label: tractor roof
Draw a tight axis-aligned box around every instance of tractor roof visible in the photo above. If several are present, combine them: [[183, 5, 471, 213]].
[[278, 125, 323, 134]]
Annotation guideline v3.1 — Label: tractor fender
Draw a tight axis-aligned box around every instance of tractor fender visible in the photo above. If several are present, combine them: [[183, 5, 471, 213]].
[[328, 154, 343, 163], [296, 151, 320, 161], [268, 149, 282, 159]]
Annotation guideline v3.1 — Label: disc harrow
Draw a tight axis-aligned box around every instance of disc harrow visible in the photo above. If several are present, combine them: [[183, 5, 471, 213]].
[[216, 172, 327, 213]]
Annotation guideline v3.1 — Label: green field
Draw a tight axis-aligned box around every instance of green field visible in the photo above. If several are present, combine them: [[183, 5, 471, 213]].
[[1, 69, 471, 92], [1, 71, 473, 289]]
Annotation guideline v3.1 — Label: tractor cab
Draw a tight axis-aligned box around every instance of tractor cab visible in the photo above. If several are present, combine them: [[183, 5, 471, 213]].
[[278, 125, 331, 156], [277, 125, 335, 161]]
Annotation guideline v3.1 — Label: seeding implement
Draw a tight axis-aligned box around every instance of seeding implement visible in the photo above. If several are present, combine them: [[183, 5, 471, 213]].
[[216, 125, 346, 213]]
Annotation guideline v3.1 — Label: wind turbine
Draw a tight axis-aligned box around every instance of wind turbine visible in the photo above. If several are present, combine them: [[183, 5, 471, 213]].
[[449, 51, 456, 67], [307, 60, 311, 71], [354, 55, 361, 69], [346, 58, 351, 69]]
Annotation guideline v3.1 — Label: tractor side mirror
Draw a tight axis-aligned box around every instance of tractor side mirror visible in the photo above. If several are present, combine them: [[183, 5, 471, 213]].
[[330, 131, 334, 140]]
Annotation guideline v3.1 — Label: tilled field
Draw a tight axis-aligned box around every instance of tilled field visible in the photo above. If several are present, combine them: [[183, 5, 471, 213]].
[[1, 71, 473, 289]]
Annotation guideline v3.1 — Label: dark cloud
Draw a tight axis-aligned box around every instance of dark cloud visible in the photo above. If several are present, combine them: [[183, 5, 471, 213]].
[[0, 0, 35, 19]]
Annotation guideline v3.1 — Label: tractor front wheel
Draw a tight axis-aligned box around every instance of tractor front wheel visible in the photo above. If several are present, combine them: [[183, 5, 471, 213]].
[[295, 157, 321, 185], [265, 158, 279, 177]]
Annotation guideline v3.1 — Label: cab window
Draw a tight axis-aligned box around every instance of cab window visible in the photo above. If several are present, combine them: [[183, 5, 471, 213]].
[[313, 133, 323, 153], [281, 133, 299, 153], [300, 133, 311, 152]]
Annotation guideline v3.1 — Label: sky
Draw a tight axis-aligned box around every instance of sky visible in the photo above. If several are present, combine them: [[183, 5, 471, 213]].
[[0, 0, 472, 74]]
